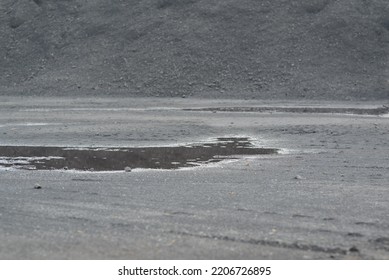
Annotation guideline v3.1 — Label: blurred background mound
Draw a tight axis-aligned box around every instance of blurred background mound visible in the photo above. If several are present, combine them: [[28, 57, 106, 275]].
[[0, 0, 388, 100]]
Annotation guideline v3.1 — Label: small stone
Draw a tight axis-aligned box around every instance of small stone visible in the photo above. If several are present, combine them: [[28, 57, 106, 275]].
[[349, 246, 359, 253], [124, 166, 132, 172], [34, 183, 42, 189], [294, 175, 305, 180]]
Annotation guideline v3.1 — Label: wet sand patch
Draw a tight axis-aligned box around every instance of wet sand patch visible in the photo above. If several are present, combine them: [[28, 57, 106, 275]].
[[184, 106, 389, 115], [0, 137, 277, 171]]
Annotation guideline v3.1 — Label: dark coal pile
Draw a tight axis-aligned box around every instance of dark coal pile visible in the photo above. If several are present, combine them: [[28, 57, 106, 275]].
[[0, 0, 388, 100]]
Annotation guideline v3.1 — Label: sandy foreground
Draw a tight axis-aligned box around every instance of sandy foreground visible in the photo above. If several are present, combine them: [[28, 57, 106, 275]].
[[0, 96, 388, 259]]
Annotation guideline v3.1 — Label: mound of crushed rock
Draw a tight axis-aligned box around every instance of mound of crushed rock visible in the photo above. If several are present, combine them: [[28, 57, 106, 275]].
[[0, 0, 388, 100]]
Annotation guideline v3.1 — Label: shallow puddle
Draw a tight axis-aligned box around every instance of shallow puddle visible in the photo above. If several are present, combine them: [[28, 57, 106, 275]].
[[0, 137, 277, 171]]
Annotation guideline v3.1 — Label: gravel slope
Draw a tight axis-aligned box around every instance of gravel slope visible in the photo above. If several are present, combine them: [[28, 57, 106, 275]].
[[1, 0, 388, 100]]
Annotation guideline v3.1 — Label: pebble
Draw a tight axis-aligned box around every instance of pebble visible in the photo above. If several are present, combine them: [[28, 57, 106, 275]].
[[124, 166, 132, 172], [34, 183, 42, 189], [349, 246, 360, 253]]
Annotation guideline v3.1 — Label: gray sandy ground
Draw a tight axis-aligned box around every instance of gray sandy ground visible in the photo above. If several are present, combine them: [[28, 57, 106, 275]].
[[0, 97, 388, 259], [1, 0, 388, 260]]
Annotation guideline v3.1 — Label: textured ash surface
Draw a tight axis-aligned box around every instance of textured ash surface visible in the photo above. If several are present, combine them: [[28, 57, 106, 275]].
[[1, 0, 389, 260], [0, 0, 388, 100], [0, 97, 388, 259]]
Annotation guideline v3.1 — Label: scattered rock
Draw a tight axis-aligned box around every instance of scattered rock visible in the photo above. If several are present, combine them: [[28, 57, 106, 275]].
[[124, 166, 132, 172], [9, 17, 25, 29], [349, 246, 360, 253], [371, 237, 389, 251], [347, 232, 364, 237], [34, 183, 42, 189], [294, 175, 305, 180], [8, 0, 42, 29]]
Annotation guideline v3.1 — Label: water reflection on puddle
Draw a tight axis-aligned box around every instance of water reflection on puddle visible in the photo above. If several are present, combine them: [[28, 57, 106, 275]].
[[0, 137, 278, 171]]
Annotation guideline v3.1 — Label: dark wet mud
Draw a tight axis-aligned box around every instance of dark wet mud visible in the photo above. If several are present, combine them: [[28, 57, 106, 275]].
[[184, 106, 389, 115], [0, 137, 277, 171]]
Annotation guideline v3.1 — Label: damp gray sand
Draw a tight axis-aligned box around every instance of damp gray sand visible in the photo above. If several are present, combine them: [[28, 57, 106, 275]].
[[184, 106, 389, 115], [0, 137, 277, 171], [0, 97, 388, 260]]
